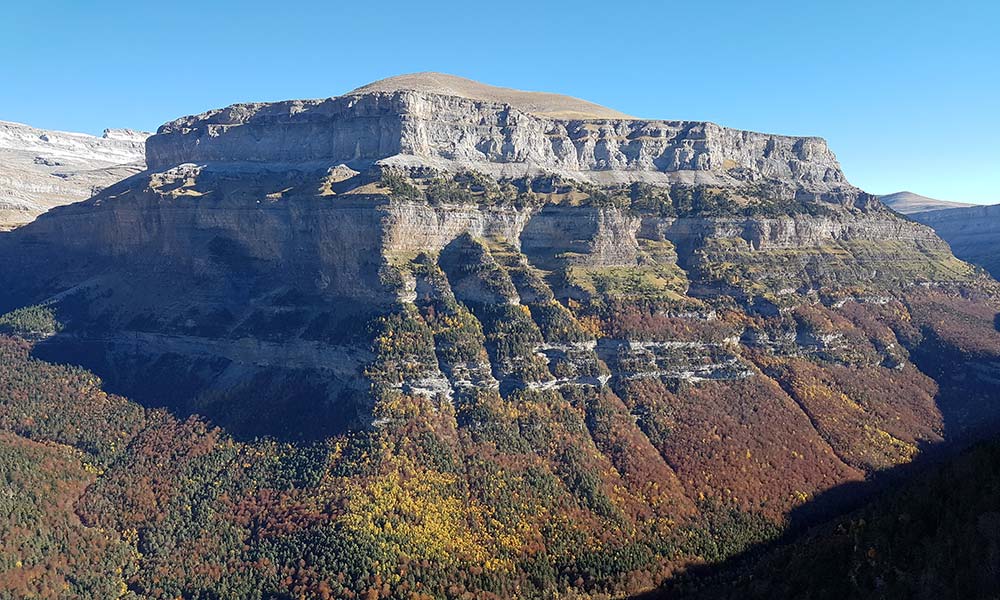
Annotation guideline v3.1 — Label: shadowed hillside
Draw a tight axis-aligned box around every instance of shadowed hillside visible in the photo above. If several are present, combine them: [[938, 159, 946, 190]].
[[649, 439, 1000, 600]]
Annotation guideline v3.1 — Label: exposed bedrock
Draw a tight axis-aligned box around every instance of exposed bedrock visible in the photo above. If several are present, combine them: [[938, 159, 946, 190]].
[[0, 120, 150, 228], [0, 72, 986, 451], [8, 176, 962, 310], [146, 76, 848, 191], [909, 203, 1000, 278]]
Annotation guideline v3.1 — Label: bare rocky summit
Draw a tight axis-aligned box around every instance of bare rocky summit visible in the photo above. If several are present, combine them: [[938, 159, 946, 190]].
[[0, 120, 149, 228], [148, 73, 848, 193], [350, 72, 636, 120], [879, 190, 976, 214]]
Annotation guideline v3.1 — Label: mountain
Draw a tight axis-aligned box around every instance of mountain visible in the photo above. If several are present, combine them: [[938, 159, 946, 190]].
[[1, 73, 999, 599], [145, 71, 848, 189], [0, 120, 149, 229], [909, 203, 1000, 278], [879, 191, 976, 214], [877, 191, 1000, 278], [350, 72, 636, 120]]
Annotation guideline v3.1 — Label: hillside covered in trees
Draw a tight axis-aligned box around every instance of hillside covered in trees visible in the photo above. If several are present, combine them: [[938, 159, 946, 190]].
[[657, 440, 1000, 600], [2, 272, 1000, 599], [2, 75, 1000, 598]]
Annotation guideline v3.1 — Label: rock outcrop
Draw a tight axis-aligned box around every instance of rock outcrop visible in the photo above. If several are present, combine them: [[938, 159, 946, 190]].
[[908, 203, 1000, 277], [878, 191, 1000, 278], [0, 73, 989, 446], [0, 120, 149, 228], [147, 73, 848, 191]]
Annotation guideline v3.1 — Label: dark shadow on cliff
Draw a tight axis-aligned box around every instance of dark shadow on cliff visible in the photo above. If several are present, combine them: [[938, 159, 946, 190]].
[[31, 334, 370, 443], [0, 203, 385, 444], [22, 280, 380, 444], [907, 325, 1000, 442]]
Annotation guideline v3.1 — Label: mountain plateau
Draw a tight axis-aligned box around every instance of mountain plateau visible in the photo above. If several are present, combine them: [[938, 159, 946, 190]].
[[1, 73, 999, 599]]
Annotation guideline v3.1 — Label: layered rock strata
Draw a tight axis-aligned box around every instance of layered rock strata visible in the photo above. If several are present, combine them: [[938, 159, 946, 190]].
[[908, 203, 1000, 278], [0, 73, 987, 450], [0, 120, 149, 228], [147, 73, 848, 191]]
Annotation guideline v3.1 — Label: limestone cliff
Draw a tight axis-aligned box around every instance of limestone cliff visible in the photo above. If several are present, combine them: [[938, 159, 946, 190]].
[[4, 74, 1000, 600], [879, 190, 1000, 278], [0, 120, 150, 228], [0, 73, 985, 443], [909, 203, 1000, 277], [147, 73, 847, 192]]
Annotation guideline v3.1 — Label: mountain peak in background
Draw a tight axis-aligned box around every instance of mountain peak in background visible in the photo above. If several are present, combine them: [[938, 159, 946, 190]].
[[878, 190, 977, 214], [348, 71, 637, 120], [0, 120, 150, 229]]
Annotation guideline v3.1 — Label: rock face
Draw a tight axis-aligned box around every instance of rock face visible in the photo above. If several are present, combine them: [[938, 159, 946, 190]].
[[147, 73, 848, 191], [0, 74, 979, 418], [3, 73, 1000, 599], [909, 203, 1000, 277], [0, 120, 150, 229], [878, 190, 1000, 278]]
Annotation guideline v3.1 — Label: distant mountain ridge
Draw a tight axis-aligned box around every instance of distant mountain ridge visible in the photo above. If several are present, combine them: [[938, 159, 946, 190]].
[[908, 203, 1000, 278], [0, 120, 150, 229], [349, 72, 636, 120], [878, 191, 977, 214], [877, 191, 1000, 277]]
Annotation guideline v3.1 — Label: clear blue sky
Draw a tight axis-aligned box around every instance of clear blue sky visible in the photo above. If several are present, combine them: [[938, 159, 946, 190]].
[[3, 0, 997, 203]]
